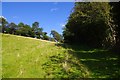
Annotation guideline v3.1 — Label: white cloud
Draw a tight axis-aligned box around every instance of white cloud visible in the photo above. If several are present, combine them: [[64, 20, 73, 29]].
[[12, 16, 19, 19], [50, 8, 58, 12], [60, 23, 66, 28], [62, 24, 65, 27]]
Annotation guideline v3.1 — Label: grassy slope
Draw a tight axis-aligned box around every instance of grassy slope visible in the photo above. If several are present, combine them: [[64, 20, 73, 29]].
[[2, 34, 119, 78], [2, 34, 66, 78]]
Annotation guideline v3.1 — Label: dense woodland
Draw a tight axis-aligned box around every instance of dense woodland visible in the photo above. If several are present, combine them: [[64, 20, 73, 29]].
[[63, 2, 120, 53], [1, 2, 120, 53]]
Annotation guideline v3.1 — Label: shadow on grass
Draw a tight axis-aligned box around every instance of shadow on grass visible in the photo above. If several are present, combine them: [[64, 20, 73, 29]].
[[55, 43, 120, 78]]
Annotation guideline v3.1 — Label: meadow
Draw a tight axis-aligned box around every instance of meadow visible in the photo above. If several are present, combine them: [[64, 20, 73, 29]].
[[2, 34, 119, 78]]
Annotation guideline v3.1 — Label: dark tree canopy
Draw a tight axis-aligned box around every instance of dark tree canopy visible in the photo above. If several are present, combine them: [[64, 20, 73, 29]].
[[63, 2, 115, 47], [42, 32, 49, 40], [50, 30, 62, 42], [32, 22, 42, 38], [0, 16, 8, 33], [110, 2, 120, 53], [8, 22, 17, 34], [0, 17, 50, 41]]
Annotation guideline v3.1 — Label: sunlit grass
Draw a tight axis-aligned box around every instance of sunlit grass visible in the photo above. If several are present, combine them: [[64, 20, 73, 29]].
[[2, 34, 119, 78], [2, 34, 65, 78]]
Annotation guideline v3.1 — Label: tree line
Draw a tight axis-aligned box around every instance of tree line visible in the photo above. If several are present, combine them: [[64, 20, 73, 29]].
[[0, 17, 63, 42], [63, 2, 120, 53], [1, 2, 119, 53]]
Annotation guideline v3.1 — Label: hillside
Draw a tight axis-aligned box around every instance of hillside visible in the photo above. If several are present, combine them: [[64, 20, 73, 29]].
[[2, 34, 119, 78], [2, 34, 64, 78]]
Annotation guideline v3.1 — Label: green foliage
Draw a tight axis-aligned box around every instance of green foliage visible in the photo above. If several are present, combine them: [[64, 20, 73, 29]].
[[42, 32, 49, 40], [0, 17, 62, 42], [32, 22, 39, 31], [110, 2, 120, 53], [8, 22, 17, 34], [49, 37, 56, 42], [51, 30, 63, 42], [32, 22, 43, 38], [63, 2, 114, 47], [0, 19, 49, 41], [0, 16, 8, 33]]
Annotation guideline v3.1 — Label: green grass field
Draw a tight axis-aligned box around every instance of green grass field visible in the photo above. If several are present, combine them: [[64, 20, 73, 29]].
[[2, 34, 66, 78], [2, 34, 119, 78]]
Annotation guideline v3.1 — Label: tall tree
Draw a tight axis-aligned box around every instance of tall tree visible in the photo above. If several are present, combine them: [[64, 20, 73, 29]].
[[110, 2, 120, 52], [18, 24, 32, 37], [51, 30, 62, 42], [42, 32, 49, 40], [63, 2, 114, 47], [8, 22, 17, 34], [15, 22, 24, 35], [36, 27, 43, 39], [18, 22, 24, 29], [0, 16, 8, 33], [22, 24, 32, 37], [32, 22, 39, 32], [32, 22, 43, 38]]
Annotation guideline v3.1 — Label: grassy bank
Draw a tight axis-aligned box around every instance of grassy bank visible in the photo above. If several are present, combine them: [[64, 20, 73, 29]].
[[2, 34, 119, 78]]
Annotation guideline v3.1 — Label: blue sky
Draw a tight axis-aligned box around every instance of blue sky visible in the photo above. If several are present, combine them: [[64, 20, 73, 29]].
[[2, 2, 74, 35]]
